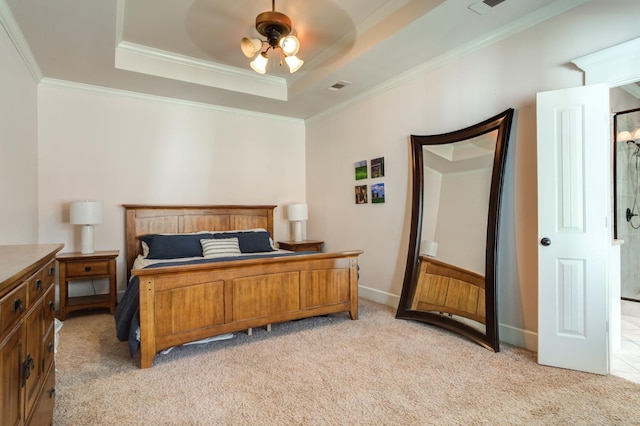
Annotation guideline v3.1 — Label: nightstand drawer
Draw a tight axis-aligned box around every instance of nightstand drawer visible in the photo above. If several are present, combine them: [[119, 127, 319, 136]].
[[65, 261, 109, 278]]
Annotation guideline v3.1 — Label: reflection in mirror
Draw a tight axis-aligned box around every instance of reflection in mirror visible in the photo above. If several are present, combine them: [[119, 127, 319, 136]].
[[614, 107, 640, 301], [397, 109, 514, 352]]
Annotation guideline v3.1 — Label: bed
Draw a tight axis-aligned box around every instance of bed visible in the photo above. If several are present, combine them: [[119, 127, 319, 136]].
[[116, 204, 362, 368]]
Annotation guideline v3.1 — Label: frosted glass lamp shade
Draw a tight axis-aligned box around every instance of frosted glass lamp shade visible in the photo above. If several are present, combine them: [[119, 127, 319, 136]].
[[279, 35, 300, 56], [70, 201, 103, 254], [284, 55, 304, 73], [241, 37, 262, 58], [250, 52, 268, 74], [617, 130, 632, 142]]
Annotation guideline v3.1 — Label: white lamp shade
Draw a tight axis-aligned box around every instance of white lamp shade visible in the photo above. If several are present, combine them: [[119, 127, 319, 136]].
[[70, 201, 103, 225], [241, 37, 262, 58], [284, 55, 304, 73], [279, 35, 300, 56], [617, 130, 632, 142], [420, 240, 438, 257], [287, 203, 308, 221], [633, 128, 640, 140], [250, 52, 268, 74]]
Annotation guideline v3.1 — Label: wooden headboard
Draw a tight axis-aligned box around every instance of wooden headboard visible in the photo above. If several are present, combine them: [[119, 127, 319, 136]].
[[123, 205, 276, 277]]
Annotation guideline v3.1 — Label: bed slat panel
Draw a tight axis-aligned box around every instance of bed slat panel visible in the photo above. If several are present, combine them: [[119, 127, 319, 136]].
[[154, 281, 225, 336], [232, 272, 300, 321], [300, 269, 351, 308]]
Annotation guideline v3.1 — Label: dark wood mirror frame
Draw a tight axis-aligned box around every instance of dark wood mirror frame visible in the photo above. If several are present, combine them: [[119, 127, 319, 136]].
[[396, 108, 515, 352]]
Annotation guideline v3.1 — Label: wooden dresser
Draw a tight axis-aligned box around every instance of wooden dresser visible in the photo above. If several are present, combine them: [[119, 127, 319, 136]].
[[0, 244, 63, 426]]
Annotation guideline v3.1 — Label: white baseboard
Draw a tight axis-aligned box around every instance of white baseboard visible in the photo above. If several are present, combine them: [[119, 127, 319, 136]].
[[498, 323, 538, 352], [358, 285, 538, 353], [358, 285, 400, 308]]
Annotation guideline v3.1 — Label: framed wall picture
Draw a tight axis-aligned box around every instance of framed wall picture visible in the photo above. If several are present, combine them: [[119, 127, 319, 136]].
[[371, 157, 385, 178], [355, 185, 368, 204], [355, 160, 368, 180], [371, 183, 385, 203]]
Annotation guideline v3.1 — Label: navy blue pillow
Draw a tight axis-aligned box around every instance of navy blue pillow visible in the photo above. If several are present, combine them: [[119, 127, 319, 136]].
[[140, 233, 215, 259], [213, 231, 274, 253]]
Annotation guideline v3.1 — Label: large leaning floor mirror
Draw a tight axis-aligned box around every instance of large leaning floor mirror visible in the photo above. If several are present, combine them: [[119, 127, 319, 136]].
[[396, 108, 514, 352]]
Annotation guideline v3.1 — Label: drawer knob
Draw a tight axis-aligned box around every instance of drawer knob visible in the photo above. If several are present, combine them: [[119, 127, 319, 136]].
[[48, 342, 54, 352], [35, 279, 43, 290], [49, 300, 55, 310], [49, 267, 55, 276], [84, 266, 92, 272], [50, 388, 56, 398], [12, 298, 24, 313]]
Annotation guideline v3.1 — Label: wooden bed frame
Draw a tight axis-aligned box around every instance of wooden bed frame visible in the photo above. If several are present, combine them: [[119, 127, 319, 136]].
[[123, 205, 362, 368]]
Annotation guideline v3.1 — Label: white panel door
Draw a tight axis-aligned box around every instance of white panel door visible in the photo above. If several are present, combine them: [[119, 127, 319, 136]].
[[537, 84, 610, 375]]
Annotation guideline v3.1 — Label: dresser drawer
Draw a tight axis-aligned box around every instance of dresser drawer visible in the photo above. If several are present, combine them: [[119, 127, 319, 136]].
[[27, 260, 55, 309], [42, 326, 55, 376], [0, 281, 27, 335], [43, 286, 56, 331], [65, 260, 109, 278]]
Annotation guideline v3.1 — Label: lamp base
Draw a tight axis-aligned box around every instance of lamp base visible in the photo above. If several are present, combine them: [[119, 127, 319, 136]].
[[293, 221, 303, 242], [80, 225, 95, 254]]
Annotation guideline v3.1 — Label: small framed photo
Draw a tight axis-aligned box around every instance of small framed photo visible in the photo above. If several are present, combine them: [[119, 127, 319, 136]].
[[371, 157, 385, 178], [355, 160, 368, 180], [355, 185, 368, 204], [371, 183, 385, 203]]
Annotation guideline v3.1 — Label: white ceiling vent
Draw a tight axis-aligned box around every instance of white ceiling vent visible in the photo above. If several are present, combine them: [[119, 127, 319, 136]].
[[468, 0, 506, 15], [327, 80, 352, 91]]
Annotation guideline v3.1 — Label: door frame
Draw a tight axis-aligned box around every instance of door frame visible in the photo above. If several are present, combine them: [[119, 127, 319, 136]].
[[569, 37, 640, 360]]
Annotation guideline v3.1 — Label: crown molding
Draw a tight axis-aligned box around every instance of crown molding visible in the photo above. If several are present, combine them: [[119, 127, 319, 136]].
[[573, 37, 640, 88], [116, 41, 289, 101], [0, 0, 42, 83], [39, 78, 304, 125], [307, 0, 588, 124]]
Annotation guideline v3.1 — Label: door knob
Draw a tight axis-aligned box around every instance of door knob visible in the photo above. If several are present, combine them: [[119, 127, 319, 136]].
[[540, 237, 551, 246]]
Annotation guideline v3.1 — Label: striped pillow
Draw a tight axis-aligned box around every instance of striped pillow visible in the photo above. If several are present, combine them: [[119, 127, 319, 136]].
[[201, 238, 241, 258]]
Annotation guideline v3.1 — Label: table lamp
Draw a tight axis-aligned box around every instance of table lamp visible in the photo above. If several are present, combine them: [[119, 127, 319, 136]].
[[70, 200, 103, 254], [287, 203, 308, 242]]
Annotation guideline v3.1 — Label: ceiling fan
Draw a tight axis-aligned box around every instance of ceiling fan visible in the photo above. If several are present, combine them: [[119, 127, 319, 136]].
[[240, 0, 304, 74]]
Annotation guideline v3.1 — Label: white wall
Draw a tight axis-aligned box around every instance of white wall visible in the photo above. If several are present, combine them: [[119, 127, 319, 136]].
[[36, 83, 306, 294], [0, 20, 38, 243], [305, 0, 640, 349]]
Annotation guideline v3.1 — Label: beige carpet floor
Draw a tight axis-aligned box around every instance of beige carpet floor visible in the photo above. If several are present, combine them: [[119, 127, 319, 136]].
[[54, 300, 640, 425]]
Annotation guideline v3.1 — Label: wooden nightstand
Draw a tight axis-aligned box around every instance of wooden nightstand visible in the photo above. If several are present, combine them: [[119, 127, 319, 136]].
[[57, 250, 119, 320], [278, 240, 324, 252]]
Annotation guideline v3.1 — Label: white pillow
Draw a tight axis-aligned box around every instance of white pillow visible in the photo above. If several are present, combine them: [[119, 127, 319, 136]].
[[201, 238, 241, 258]]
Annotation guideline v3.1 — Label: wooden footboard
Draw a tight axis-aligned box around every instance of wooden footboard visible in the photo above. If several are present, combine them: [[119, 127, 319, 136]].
[[134, 251, 361, 368]]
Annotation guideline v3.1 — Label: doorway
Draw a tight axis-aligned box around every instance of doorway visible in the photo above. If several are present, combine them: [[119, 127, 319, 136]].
[[612, 100, 640, 383], [543, 36, 640, 376]]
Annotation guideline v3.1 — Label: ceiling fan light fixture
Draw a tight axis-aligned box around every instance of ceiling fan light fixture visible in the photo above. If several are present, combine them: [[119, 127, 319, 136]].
[[284, 55, 304, 73], [250, 52, 269, 74], [279, 35, 300, 56], [241, 0, 303, 74], [241, 37, 263, 58]]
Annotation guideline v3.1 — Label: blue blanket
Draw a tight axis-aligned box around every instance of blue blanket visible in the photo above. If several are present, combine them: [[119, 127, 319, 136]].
[[114, 252, 314, 357]]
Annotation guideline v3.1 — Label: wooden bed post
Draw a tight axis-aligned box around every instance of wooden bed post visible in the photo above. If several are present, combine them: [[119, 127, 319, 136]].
[[139, 277, 156, 369]]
